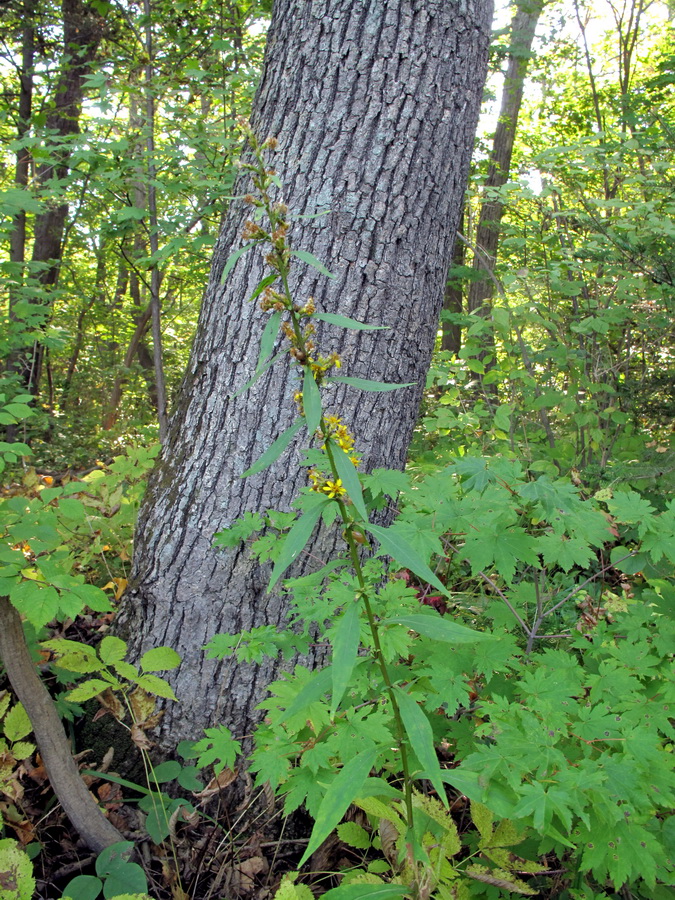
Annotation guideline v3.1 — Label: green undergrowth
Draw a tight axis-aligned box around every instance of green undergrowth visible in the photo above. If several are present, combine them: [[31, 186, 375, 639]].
[[203, 133, 675, 900]]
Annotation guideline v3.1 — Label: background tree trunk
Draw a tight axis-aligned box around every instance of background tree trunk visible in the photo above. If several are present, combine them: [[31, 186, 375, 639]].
[[467, 0, 545, 318], [117, 0, 493, 750], [21, 0, 104, 396]]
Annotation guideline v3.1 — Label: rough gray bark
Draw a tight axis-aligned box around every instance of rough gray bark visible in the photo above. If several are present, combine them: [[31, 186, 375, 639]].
[[117, 0, 493, 750]]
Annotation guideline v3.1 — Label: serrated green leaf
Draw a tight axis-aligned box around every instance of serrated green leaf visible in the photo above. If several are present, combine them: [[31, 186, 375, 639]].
[[395, 687, 447, 807], [140, 646, 181, 672], [268, 498, 329, 593], [10, 581, 59, 628], [314, 313, 387, 331], [192, 724, 241, 774], [99, 636, 127, 666], [241, 420, 303, 478], [113, 661, 139, 680], [331, 444, 367, 522], [298, 747, 377, 867], [66, 679, 112, 702], [135, 674, 178, 700], [303, 368, 322, 436], [56, 498, 86, 522], [0, 839, 35, 898], [337, 821, 371, 849], [275, 874, 315, 900], [381, 613, 490, 643], [55, 651, 102, 674], [290, 249, 334, 278], [330, 601, 361, 716], [329, 376, 415, 392], [4, 704, 31, 742], [220, 243, 252, 283], [11, 740, 35, 760], [364, 523, 449, 597]]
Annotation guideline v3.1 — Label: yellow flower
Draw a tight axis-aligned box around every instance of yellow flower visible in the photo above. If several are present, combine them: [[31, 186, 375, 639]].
[[322, 479, 346, 499]]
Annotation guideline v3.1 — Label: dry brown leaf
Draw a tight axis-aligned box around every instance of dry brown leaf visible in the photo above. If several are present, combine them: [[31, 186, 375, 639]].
[[193, 768, 237, 801], [129, 687, 157, 725], [6, 818, 35, 845], [94, 689, 125, 722], [232, 856, 268, 894], [130, 723, 154, 752]]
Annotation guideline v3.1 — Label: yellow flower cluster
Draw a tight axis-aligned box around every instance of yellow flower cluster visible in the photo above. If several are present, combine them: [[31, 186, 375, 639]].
[[324, 415, 358, 461], [308, 469, 347, 499]]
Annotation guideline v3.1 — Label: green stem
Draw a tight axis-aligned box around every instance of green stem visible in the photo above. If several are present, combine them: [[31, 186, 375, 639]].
[[255, 154, 416, 833]]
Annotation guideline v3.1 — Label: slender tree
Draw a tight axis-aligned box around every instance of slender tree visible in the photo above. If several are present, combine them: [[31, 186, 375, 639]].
[[21, 0, 106, 396], [117, 0, 494, 749], [467, 0, 545, 319]]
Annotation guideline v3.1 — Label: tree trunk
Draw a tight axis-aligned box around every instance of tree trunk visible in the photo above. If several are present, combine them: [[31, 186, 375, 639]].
[[21, 0, 104, 396], [441, 205, 465, 355], [117, 0, 493, 750], [467, 0, 544, 318]]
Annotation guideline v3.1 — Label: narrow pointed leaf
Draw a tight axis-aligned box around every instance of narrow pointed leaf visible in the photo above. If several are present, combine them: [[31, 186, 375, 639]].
[[330, 601, 361, 716], [220, 243, 252, 283], [364, 523, 449, 597], [331, 444, 368, 522], [257, 310, 282, 370], [283, 667, 332, 719], [303, 367, 322, 436], [268, 499, 330, 592], [248, 273, 278, 303], [298, 747, 377, 867], [234, 349, 286, 398], [395, 686, 447, 807], [242, 420, 304, 478], [290, 249, 334, 278], [329, 376, 415, 392], [314, 313, 387, 331], [381, 613, 491, 643]]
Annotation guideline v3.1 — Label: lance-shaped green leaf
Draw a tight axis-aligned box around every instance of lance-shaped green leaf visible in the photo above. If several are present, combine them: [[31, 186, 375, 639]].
[[314, 313, 387, 331], [329, 376, 415, 392], [381, 613, 492, 643], [331, 444, 368, 522], [234, 349, 286, 398], [283, 666, 332, 720], [248, 273, 278, 303], [322, 885, 408, 900], [268, 498, 330, 592], [364, 523, 449, 597], [220, 243, 252, 283], [395, 686, 447, 807], [298, 746, 377, 867], [241, 419, 304, 478], [256, 310, 282, 370], [303, 368, 322, 436], [290, 249, 334, 278], [329, 601, 361, 717]]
